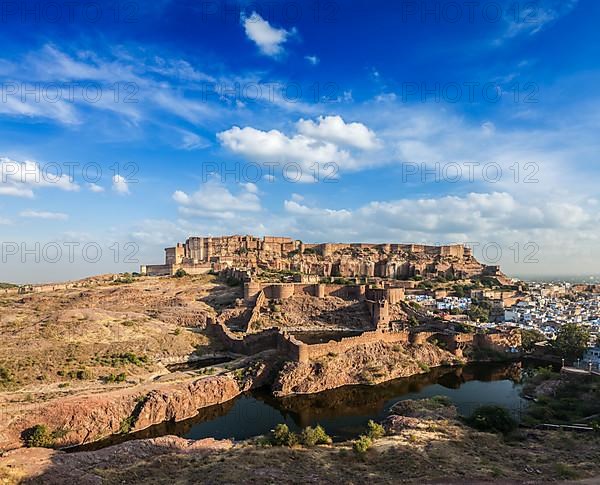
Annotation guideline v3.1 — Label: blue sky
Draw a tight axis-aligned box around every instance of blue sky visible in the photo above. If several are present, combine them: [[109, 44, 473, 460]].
[[1, 0, 599, 282]]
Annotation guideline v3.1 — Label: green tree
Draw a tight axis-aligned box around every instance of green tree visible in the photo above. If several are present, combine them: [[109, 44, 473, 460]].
[[465, 405, 517, 434], [24, 425, 54, 448], [550, 322, 590, 360], [468, 304, 490, 322], [520, 329, 546, 352]]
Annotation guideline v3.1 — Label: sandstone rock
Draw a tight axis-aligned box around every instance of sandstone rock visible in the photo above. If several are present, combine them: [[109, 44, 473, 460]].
[[1, 375, 241, 451], [272, 342, 456, 396], [133, 376, 240, 430]]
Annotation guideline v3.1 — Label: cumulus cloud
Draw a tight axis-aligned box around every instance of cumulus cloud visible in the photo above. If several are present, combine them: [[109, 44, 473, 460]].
[[305, 55, 319, 65], [218, 125, 350, 175], [112, 174, 130, 194], [296, 115, 380, 150], [276, 191, 600, 276], [217, 116, 380, 177], [241, 12, 294, 57], [0, 157, 79, 198], [172, 178, 261, 219], [19, 210, 68, 220]]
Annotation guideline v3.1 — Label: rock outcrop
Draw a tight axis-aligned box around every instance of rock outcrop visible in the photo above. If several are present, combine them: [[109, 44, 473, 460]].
[[0, 435, 232, 485], [272, 341, 458, 396], [1, 375, 241, 451], [133, 376, 240, 431]]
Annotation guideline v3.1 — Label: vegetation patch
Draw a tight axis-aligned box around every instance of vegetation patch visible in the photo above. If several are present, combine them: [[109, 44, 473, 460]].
[[22, 425, 69, 448], [464, 405, 517, 434]]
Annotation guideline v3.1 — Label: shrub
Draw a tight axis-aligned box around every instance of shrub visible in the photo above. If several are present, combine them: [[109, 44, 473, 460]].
[[366, 420, 385, 440], [270, 424, 298, 447], [430, 395, 453, 406], [24, 425, 54, 448], [300, 425, 332, 446], [0, 366, 14, 387], [119, 416, 134, 434], [465, 405, 517, 434], [352, 434, 372, 454], [105, 372, 127, 383], [174, 269, 187, 278]]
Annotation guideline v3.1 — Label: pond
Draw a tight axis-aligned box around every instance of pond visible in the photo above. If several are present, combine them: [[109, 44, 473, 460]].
[[72, 361, 533, 452]]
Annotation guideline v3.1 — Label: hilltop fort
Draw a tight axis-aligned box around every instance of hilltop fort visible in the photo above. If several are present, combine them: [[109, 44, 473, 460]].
[[141, 234, 505, 282]]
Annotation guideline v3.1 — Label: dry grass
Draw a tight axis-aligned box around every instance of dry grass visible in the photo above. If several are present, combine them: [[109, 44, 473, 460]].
[[90, 424, 600, 484], [0, 275, 232, 395]]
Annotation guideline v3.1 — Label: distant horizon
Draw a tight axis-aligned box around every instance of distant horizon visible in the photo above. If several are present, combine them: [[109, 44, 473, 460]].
[[5, 270, 600, 287]]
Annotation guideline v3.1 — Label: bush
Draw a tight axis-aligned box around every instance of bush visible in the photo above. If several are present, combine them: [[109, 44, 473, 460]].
[[119, 416, 134, 434], [0, 366, 14, 386], [429, 395, 453, 406], [105, 372, 127, 383], [270, 424, 298, 447], [24, 425, 54, 448], [300, 425, 332, 446], [352, 434, 372, 454], [366, 420, 385, 440], [465, 405, 517, 434], [173, 269, 187, 278]]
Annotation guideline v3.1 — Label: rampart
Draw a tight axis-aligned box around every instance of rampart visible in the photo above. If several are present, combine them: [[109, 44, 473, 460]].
[[245, 290, 266, 332], [474, 330, 522, 352]]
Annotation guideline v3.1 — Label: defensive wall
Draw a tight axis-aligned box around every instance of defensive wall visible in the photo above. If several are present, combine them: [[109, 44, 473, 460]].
[[205, 315, 517, 363], [206, 317, 412, 364], [242, 281, 405, 304]]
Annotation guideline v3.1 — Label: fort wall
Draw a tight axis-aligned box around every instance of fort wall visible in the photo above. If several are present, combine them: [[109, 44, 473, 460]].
[[246, 290, 266, 332]]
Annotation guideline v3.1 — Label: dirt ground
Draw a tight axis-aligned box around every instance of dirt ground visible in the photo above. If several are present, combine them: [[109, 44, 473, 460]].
[[0, 274, 241, 402], [1, 414, 598, 484]]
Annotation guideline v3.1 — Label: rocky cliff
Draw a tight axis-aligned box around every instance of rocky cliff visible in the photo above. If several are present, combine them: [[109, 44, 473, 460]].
[[1, 375, 242, 451], [272, 341, 458, 396]]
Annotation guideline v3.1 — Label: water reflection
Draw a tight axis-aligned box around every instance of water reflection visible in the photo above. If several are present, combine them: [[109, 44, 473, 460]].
[[71, 361, 528, 452]]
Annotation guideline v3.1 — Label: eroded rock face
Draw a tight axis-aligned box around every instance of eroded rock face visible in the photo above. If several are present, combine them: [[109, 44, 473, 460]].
[[272, 342, 457, 396], [1, 375, 241, 451], [133, 376, 240, 431]]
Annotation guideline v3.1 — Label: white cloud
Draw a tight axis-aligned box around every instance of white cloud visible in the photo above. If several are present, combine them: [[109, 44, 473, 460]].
[[112, 174, 130, 194], [278, 191, 600, 276], [242, 182, 259, 194], [0, 157, 79, 198], [19, 210, 68, 220], [218, 125, 350, 178], [305, 55, 319, 65], [498, 0, 579, 43], [481, 121, 496, 136], [88, 183, 105, 193], [218, 116, 380, 176], [172, 179, 261, 219], [179, 131, 210, 151], [241, 12, 294, 57], [296, 115, 380, 149]]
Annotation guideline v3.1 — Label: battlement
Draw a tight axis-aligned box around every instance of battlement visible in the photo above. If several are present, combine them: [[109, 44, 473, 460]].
[[142, 234, 494, 282]]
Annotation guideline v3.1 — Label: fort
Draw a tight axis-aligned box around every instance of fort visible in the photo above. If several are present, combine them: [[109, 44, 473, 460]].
[[204, 273, 521, 363], [141, 234, 504, 281], [141, 235, 520, 369]]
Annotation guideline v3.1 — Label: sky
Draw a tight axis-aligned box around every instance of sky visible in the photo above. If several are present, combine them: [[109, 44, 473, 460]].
[[1, 0, 599, 283]]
